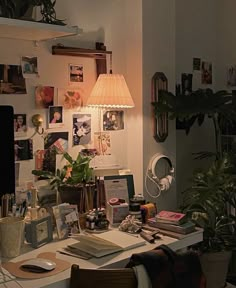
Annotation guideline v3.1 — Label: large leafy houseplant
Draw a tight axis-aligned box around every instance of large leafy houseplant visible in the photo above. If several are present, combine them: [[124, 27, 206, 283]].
[[152, 88, 236, 287]]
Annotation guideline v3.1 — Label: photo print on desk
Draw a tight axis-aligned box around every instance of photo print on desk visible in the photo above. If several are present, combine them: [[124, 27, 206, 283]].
[[14, 139, 33, 161], [35, 85, 55, 109], [94, 132, 111, 155], [21, 56, 38, 78], [48, 106, 63, 129], [14, 113, 27, 137], [103, 110, 124, 131], [69, 64, 83, 84], [57, 88, 84, 110], [0, 64, 26, 94], [72, 114, 91, 146]]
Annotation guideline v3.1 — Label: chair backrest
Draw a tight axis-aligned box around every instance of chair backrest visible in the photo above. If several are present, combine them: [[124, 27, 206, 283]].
[[70, 264, 137, 288]]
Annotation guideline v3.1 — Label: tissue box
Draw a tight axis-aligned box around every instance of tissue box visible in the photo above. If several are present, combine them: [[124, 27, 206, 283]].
[[106, 202, 129, 226]]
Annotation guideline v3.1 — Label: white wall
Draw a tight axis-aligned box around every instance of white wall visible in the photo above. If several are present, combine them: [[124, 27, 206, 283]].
[[142, 0, 177, 211], [0, 1, 145, 196], [175, 0, 218, 204]]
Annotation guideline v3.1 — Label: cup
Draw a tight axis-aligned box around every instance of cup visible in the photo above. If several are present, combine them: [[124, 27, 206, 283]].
[[0, 217, 24, 258]]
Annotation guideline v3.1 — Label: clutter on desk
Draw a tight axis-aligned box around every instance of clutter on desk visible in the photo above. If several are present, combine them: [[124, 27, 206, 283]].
[[106, 200, 129, 225], [52, 203, 80, 240], [85, 208, 109, 231]]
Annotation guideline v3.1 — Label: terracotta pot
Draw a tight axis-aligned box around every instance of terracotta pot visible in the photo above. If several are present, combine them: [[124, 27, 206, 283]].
[[200, 251, 232, 288]]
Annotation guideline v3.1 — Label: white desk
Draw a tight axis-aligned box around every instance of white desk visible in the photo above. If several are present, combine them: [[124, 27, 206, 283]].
[[3, 229, 203, 288]]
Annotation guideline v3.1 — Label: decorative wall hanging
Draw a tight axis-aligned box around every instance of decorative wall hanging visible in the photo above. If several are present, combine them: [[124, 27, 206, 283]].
[[151, 72, 168, 142]]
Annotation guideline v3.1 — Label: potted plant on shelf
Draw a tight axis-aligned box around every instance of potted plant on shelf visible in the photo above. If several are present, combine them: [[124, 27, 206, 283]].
[[0, 0, 65, 25], [152, 88, 236, 288], [32, 150, 96, 213]]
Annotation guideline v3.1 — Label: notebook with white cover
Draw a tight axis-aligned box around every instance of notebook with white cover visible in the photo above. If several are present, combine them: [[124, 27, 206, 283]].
[[69, 231, 146, 258]]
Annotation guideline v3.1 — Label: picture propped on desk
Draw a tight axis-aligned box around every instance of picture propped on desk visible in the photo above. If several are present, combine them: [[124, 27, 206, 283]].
[[64, 230, 146, 258]]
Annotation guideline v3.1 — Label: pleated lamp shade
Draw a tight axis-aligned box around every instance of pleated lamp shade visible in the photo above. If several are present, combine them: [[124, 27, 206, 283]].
[[86, 74, 135, 108]]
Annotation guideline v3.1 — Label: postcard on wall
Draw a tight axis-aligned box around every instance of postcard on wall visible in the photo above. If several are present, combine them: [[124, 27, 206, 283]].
[[103, 110, 124, 131], [14, 113, 27, 137], [15, 139, 33, 161], [69, 64, 84, 84], [57, 88, 84, 109], [21, 56, 38, 78], [35, 149, 56, 177], [227, 65, 236, 86], [201, 61, 212, 84], [94, 132, 111, 155], [35, 85, 55, 109], [73, 114, 91, 146], [0, 64, 26, 94], [44, 132, 69, 153], [193, 57, 201, 71], [48, 106, 64, 128]]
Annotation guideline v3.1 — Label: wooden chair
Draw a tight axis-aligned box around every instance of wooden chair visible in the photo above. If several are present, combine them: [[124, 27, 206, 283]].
[[69, 264, 137, 288]]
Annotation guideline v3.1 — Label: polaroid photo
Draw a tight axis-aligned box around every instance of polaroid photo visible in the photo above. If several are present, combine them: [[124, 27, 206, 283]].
[[69, 64, 84, 84], [48, 106, 64, 129], [14, 113, 27, 137], [21, 56, 38, 78], [57, 88, 84, 109]]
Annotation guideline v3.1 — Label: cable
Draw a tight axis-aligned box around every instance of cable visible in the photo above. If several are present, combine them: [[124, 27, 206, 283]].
[[144, 163, 162, 199]]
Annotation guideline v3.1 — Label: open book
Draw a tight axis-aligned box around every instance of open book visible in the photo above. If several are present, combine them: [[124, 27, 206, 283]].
[[67, 230, 146, 258]]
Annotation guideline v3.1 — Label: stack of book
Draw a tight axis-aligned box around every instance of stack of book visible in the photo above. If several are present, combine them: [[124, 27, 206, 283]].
[[147, 210, 195, 236]]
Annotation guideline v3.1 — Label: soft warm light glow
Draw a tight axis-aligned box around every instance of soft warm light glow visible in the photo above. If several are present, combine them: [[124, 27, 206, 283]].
[[86, 74, 134, 108]]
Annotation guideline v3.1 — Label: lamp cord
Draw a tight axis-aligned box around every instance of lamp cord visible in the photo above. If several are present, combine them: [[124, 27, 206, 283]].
[[144, 164, 162, 199]]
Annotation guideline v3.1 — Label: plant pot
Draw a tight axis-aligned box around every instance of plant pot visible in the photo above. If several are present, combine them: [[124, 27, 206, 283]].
[[200, 251, 232, 288], [58, 183, 95, 213]]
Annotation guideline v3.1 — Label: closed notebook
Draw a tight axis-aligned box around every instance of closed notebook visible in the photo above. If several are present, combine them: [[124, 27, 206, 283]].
[[68, 231, 146, 258]]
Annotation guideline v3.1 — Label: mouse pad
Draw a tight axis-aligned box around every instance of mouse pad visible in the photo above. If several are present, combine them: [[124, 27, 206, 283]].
[[2, 252, 71, 279]]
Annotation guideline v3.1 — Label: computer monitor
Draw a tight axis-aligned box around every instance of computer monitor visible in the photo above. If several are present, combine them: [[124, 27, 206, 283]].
[[0, 105, 15, 198]]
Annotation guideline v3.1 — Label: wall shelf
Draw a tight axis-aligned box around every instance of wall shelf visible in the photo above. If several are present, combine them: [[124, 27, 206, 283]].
[[52, 45, 112, 59], [0, 17, 81, 41]]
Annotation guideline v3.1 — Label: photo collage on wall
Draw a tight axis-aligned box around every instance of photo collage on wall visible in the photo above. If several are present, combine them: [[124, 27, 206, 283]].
[[9, 54, 125, 187]]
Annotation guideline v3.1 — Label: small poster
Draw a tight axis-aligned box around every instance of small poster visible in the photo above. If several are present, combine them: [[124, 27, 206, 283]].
[[201, 61, 212, 84], [227, 65, 236, 86], [14, 114, 27, 136], [72, 114, 91, 146], [103, 111, 124, 131], [14, 139, 33, 161], [57, 88, 83, 109], [69, 64, 83, 83], [21, 56, 38, 78], [35, 85, 55, 109], [0, 64, 26, 94], [94, 132, 111, 155], [48, 106, 63, 128]]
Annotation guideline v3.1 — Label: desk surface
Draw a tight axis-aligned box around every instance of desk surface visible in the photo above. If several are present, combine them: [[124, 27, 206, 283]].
[[3, 228, 203, 288]]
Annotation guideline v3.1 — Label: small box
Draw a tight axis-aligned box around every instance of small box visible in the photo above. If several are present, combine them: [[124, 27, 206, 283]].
[[106, 202, 129, 226]]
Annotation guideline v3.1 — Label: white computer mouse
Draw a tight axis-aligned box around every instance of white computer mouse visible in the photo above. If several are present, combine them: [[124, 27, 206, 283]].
[[20, 258, 56, 273]]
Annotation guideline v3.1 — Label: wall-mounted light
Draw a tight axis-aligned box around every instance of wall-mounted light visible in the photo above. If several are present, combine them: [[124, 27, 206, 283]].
[[31, 114, 44, 135]]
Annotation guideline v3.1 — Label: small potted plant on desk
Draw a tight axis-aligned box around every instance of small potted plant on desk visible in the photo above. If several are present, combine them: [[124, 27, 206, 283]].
[[32, 150, 96, 214], [152, 88, 236, 288]]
